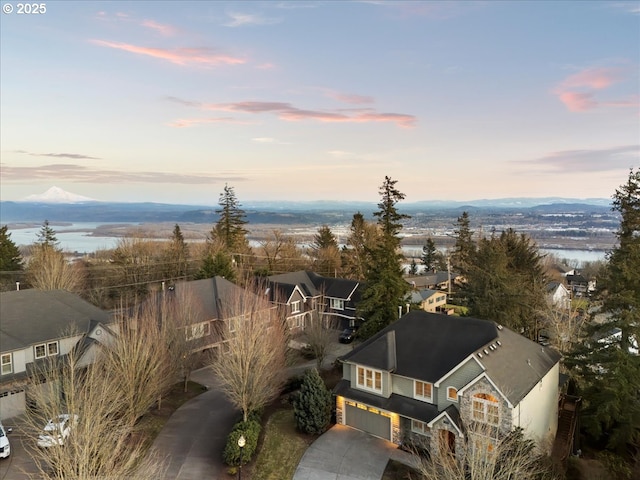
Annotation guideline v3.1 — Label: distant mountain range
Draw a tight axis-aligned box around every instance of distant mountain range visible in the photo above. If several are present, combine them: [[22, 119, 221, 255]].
[[0, 187, 613, 224]]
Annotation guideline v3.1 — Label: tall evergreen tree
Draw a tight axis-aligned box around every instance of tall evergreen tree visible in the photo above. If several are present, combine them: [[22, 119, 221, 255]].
[[421, 237, 438, 272], [0, 225, 23, 271], [452, 211, 475, 274], [341, 212, 378, 281], [293, 368, 332, 435], [357, 177, 410, 339], [165, 224, 190, 280], [309, 225, 341, 277], [462, 229, 546, 340], [213, 184, 248, 254], [567, 168, 640, 452], [36, 220, 59, 250]]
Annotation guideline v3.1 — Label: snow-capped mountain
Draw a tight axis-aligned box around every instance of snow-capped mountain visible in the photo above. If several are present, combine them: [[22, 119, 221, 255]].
[[22, 186, 96, 203]]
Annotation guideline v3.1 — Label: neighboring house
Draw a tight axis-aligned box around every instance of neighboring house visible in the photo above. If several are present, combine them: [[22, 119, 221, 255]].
[[406, 271, 459, 292], [0, 289, 114, 420], [554, 264, 577, 278], [408, 289, 447, 313], [266, 271, 363, 331], [546, 282, 571, 310], [166, 276, 263, 354], [565, 274, 590, 297], [334, 311, 561, 458]]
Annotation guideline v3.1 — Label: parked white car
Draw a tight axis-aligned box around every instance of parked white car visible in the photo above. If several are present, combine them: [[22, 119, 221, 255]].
[[0, 422, 10, 458], [37, 414, 78, 448]]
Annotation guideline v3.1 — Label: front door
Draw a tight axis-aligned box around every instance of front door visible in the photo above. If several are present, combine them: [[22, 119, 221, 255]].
[[439, 429, 456, 457]]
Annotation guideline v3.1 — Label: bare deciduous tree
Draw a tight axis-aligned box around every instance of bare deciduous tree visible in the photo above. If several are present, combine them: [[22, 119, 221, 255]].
[[104, 301, 181, 427], [27, 245, 86, 293], [23, 333, 166, 479], [414, 423, 557, 480], [209, 284, 288, 421], [303, 314, 340, 370]]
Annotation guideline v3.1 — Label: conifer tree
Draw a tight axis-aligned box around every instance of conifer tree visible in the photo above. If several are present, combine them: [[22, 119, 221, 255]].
[[0, 225, 23, 271], [293, 368, 332, 435], [341, 212, 378, 281], [421, 237, 438, 272], [197, 251, 236, 281], [357, 177, 410, 339], [567, 168, 640, 452], [213, 184, 248, 254], [36, 220, 59, 250], [165, 224, 189, 280], [452, 211, 475, 274], [310, 225, 341, 277]]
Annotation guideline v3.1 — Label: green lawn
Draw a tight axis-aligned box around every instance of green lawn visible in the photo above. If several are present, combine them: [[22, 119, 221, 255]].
[[251, 409, 314, 480]]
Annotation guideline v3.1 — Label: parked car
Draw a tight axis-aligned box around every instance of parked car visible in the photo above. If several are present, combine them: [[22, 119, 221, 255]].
[[339, 327, 357, 344], [37, 414, 78, 448], [0, 422, 11, 458]]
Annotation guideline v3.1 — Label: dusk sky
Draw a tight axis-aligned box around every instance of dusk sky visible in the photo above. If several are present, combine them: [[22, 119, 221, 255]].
[[1, 1, 638, 205]]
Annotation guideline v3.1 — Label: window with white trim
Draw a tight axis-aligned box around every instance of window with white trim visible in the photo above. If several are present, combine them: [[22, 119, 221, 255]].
[[472, 393, 499, 425], [34, 341, 59, 360], [291, 301, 301, 314], [447, 387, 458, 402], [330, 298, 344, 310], [1, 353, 12, 375], [411, 419, 431, 435], [414, 380, 433, 402], [357, 366, 382, 393]]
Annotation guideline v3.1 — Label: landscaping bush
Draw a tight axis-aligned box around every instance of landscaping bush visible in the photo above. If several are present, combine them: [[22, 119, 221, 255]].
[[222, 419, 261, 467], [282, 374, 304, 394], [293, 368, 332, 435]]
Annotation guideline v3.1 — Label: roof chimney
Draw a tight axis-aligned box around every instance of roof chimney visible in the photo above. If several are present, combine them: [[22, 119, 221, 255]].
[[386, 331, 397, 371]]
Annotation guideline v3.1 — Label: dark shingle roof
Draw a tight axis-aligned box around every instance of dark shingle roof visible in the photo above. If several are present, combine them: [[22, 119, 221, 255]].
[[478, 326, 562, 405], [341, 311, 498, 383], [171, 277, 252, 321], [0, 290, 111, 352], [267, 270, 361, 302]]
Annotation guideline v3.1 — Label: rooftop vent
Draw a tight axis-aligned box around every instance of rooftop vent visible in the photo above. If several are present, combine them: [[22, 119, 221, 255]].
[[497, 324, 503, 330]]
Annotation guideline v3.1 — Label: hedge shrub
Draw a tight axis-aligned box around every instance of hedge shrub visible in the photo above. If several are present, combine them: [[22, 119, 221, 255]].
[[222, 419, 261, 466]]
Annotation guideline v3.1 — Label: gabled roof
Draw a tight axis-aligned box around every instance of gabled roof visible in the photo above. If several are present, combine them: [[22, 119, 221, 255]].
[[267, 270, 362, 302], [408, 288, 441, 303], [0, 289, 112, 353], [170, 276, 252, 321], [470, 325, 561, 405], [341, 311, 498, 382], [341, 310, 562, 406]]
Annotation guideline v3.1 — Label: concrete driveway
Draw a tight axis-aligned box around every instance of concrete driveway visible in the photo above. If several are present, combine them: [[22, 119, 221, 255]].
[[150, 367, 239, 480], [293, 424, 415, 480]]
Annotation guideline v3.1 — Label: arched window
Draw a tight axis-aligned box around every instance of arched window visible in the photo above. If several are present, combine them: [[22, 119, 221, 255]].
[[472, 393, 499, 425]]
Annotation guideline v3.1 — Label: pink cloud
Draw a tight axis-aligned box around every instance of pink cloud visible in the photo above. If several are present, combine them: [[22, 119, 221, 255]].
[[91, 40, 245, 67], [561, 67, 622, 90], [141, 19, 178, 36], [197, 100, 416, 127], [557, 91, 598, 112], [167, 117, 253, 127], [553, 66, 636, 112], [328, 92, 375, 105]]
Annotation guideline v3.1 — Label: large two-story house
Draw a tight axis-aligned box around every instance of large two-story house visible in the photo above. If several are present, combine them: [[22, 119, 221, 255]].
[[0, 289, 115, 420], [266, 271, 363, 332], [334, 311, 561, 457]]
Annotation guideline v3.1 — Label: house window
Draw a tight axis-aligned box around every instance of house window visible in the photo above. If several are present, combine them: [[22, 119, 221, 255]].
[[1, 354, 12, 375], [472, 393, 499, 425], [414, 380, 433, 402], [330, 298, 344, 310], [34, 344, 46, 359], [47, 342, 59, 356], [291, 301, 301, 314], [186, 322, 210, 341], [357, 366, 382, 393], [447, 387, 458, 402], [411, 419, 431, 435]]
